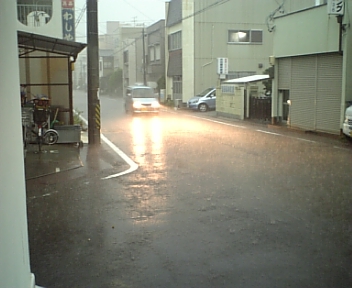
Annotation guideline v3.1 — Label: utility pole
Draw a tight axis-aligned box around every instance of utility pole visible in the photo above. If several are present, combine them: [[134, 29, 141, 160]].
[[87, 0, 101, 144], [142, 27, 147, 86]]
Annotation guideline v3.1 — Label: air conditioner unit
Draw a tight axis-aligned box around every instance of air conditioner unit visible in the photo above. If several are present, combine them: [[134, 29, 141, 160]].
[[269, 56, 275, 66]]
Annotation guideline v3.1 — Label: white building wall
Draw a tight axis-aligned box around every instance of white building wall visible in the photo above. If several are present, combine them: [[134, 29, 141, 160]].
[[273, 5, 340, 57], [165, 0, 278, 104], [283, 0, 326, 13], [166, 0, 277, 103], [127, 40, 138, 86], [164, 2, 171, 102], [1, 2, 38, 287], [182, 0, 195, 102], [193, 0, 277, 97]]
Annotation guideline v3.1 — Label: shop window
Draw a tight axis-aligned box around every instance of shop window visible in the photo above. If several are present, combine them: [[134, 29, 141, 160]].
[[228, 30, 263, 44]]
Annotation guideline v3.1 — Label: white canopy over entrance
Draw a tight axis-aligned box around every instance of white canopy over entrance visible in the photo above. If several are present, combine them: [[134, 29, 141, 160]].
[[224, 74, 270, 83]]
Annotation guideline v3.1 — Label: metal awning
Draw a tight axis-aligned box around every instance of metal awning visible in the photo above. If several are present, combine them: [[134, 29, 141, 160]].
[[17, 31, 86, 60], [224, 74, 270, 84]]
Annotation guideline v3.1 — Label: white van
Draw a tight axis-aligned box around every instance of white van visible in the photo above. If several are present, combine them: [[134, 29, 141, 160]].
[[124, 85, 160, 114], [342, 105, 352, 138]]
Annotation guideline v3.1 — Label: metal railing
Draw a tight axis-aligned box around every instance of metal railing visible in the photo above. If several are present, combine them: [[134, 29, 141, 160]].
[[17, 4, 52, 26]]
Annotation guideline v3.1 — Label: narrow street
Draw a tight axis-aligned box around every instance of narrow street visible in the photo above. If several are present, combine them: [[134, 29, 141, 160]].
[[26, 91, 352, 288]]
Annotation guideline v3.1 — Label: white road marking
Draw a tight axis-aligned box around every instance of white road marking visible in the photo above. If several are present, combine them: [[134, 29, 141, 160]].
[[190, 114, 247, 129], [168, 110, 321, 144], [256, 129, 281, 136], [293, 137, 316, 143], [28, 191, 59, 200], [334, 146, 350, 151], [77, 112, 138, 180], [100, 134, 138, 180]]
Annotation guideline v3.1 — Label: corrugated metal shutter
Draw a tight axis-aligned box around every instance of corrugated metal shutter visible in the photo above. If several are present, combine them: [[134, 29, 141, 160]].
[[285, 54, 342, 134], [278, 58, 291, 89], [316, 54, 342, 134], [290, 55, 317, 131]]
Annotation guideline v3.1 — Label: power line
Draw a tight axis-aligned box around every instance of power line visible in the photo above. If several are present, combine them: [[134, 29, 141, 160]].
[[75, 3, 86, 28], [121, 0, 155, 22], [181, 0, 230, 21]]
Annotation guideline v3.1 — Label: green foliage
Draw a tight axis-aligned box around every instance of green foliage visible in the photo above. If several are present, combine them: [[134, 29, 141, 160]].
[[73, 109, 83, 125], [262, 66, 274, 95], [108, 69, 123, 94], [157, 75, 166, 91]]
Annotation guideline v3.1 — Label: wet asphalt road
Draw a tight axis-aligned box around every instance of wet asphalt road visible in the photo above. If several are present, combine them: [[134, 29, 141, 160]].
[[27, 91, 352, 287]]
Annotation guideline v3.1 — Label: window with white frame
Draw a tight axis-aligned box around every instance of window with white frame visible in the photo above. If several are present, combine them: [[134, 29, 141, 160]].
[[228, 30, 263, 44], [155, 44, 161, 60], [149, 46, 155, 62], [168, 31, 182, 50], [103, 61, 113, 68]]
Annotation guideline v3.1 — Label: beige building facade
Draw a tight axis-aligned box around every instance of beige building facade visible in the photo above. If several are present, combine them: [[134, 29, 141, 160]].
[[165, 0, 278, 104], [270, 0, 350, 135]]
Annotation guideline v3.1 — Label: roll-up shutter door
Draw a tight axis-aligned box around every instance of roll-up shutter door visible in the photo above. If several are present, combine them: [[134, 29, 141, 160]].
[[290, 55, 317, 131], [278, 58, 291, 90], [316, 54, 342, 134]]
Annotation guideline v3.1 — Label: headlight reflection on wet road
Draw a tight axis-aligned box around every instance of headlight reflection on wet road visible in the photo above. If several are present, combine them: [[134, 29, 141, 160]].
[[129, 116, 166, 224], [131, 117, 146, 165], [131, 117, 163, 166], [150, 117, 163, 156]]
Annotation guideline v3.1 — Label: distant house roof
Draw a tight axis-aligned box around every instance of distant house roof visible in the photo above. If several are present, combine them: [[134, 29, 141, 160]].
[[17, 31, 86, 60], [147, 19, 165, 34], [166, 0, 182, 27], [99, 49, 113, 57], [224, 75, 270, 84]]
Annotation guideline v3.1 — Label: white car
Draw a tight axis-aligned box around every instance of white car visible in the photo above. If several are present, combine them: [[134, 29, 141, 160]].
[[342, 105, 352, 138]]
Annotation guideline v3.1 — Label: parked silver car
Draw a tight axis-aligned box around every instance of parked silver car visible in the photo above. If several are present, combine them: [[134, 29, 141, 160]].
[[187, 88, 216, 112]]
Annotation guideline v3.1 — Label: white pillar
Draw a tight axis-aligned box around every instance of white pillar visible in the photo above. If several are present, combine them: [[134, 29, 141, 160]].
[[271, 62, 279, 124], [0, 2, 37, 288]]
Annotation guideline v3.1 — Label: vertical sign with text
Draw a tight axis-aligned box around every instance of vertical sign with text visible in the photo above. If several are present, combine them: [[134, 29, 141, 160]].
[[327, 0, 344, 15], [217, 58, 229, 75], [62, 0, 75, 41]]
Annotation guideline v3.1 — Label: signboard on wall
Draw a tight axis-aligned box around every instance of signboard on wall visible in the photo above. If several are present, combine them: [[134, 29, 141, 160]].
[[327, 0, 344, 15], [62, 0, 75, 41], [217, 58, 229, 75]]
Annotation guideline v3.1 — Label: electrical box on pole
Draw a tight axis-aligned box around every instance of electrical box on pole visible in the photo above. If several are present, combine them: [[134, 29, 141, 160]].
[[87, 0, 101, 145]]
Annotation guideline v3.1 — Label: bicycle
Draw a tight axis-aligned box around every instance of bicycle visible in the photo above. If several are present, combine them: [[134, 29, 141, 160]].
[[32, 98, 59, 151]]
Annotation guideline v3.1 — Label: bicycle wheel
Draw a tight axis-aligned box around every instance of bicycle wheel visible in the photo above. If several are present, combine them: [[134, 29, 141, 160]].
[[44, 129, 59, 145]]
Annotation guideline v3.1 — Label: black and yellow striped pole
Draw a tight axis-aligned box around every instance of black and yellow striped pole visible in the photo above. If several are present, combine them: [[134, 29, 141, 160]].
[[87, 0, 101, 144]]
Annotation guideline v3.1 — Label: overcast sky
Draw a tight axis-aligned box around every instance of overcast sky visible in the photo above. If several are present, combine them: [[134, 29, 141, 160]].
[[74, 0, 167, 41]]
